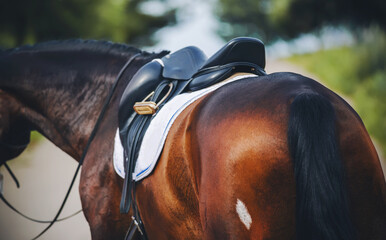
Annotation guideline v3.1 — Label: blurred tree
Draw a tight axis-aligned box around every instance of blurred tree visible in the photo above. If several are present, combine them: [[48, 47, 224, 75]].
[[0, 0, 175, 48], [217, 0, 386, 42]]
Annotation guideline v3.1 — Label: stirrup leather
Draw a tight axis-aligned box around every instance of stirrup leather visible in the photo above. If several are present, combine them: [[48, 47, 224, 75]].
[[133, 83, 173, 115]]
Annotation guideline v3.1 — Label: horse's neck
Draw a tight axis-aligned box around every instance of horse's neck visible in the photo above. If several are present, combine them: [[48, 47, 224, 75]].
[[15, 52, 137, 160], [44, 68, 120, 159], [2, 41, 168, 161]]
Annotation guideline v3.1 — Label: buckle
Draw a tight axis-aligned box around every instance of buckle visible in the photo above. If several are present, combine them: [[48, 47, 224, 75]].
[[133, 83, 173, 115], [131, 216, 144, 235]]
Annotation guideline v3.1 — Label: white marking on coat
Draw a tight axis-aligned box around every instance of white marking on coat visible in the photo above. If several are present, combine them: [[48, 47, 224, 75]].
[[236, 199, 252, 230]]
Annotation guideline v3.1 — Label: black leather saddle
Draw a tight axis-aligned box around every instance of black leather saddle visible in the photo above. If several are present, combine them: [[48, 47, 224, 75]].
[[118, 46, 207, 135], [117, 37, 266, 226], [118, 37, 266, 136], [117, 37, 267, 239]]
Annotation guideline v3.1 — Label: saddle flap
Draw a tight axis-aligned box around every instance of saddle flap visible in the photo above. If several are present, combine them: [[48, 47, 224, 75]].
[[162, 46, 207, 80], [118, 60, 163, 132]]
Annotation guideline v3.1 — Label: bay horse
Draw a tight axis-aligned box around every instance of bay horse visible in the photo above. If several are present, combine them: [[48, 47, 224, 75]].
[[0, 40, 385, 240]]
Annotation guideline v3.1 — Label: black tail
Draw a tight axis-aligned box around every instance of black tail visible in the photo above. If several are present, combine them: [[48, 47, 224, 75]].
[[288, 93, 356, 240]]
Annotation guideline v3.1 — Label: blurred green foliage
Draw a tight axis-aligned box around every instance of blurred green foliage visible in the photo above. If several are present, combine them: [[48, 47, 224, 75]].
[[216, 0, 386, 158], [216, 0, 385, 43], [288, 27, 386, 156], [29, 131, 44, 147], [0, 0, 175, 48]]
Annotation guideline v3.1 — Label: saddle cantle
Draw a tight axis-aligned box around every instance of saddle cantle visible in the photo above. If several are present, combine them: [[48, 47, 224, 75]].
[[117, 38, 267, 237], [188, 37, 266, 91]]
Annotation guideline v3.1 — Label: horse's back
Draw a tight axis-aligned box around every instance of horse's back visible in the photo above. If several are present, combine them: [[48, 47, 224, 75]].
[[195, 72, 385, 239], [138, 72, 385, 239], [194, 73, 301, 239]]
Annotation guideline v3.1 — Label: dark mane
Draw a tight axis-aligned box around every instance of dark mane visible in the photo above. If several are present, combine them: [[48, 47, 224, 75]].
[[0, 39, 169, 90], [1, 39, 166, 57]]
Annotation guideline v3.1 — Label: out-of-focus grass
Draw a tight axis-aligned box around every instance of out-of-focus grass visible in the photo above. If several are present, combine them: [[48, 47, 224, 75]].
[[288, 28, 386, 157], [30, 131, 44, 147], [288, 47, 357, 95]]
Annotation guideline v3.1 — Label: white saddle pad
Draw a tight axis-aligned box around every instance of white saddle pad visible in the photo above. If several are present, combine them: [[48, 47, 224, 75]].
[[113, 74, 256, 181]]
